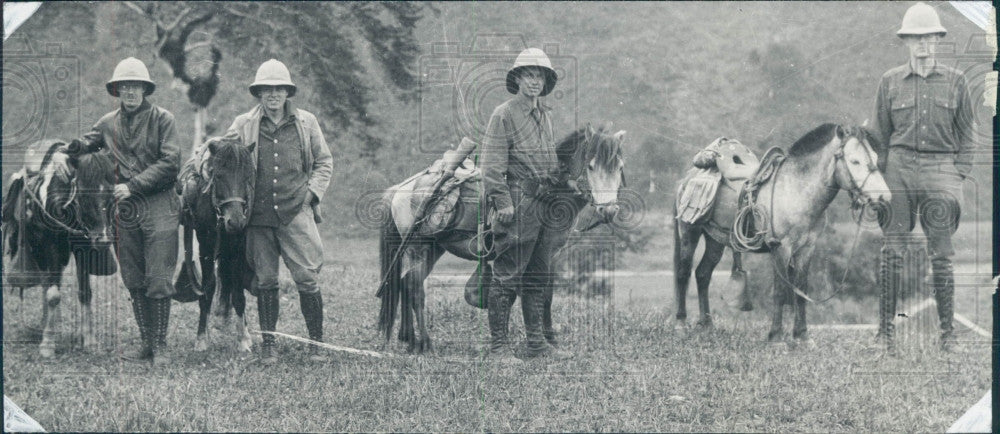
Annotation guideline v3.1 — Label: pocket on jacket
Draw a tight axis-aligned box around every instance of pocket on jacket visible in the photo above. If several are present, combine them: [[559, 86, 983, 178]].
[[890, 94, 915, 128]]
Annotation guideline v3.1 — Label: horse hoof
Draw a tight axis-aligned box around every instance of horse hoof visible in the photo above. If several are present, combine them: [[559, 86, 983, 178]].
[[194, 339, 209, 352], [39, 345, 55, 358], [237, 340, 252, 353], [673, 320, 688, 331], [793, 337, 817, 350], [696, 319, 714, 329]]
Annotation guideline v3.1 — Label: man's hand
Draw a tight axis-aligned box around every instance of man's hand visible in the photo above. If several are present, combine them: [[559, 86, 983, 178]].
[[50, 152, 72, 182], [113, 184, 132, 201], [496, 205, 515, 224], [303, 190, 315, 208]]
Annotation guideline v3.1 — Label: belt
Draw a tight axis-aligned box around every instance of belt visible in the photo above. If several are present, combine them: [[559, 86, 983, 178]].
[[889, 146, 957, 158], [510, 177, 555, 198]]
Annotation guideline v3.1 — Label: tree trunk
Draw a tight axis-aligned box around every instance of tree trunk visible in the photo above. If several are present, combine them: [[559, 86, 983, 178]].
[[193, 107, 205, 150]]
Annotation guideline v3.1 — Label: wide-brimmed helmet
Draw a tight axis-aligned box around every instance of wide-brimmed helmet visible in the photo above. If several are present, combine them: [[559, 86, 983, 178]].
[[106, 57, 155, 97], [249, 59, 297, 98], [897, 2, 947, 37], [506, 48, 557, 97]]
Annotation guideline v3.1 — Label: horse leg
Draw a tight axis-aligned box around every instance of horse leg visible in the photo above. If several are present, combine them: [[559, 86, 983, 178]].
[[195, 231, 216, 351], [409, 244, 444, 354], [74, 255, 96, 352], [232, 285, 252, 353], [695, 236, 726, 328], [767, 277, 786, 342], [40, 284, 61, 358], [673, 221, 698, 329], [792, 251, 816, 348], [220, 240, 252, 353], [732, 251, 752, 311], [398, 246, 419, 345]]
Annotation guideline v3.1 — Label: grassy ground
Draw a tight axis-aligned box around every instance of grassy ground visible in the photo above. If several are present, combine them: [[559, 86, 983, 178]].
[[2, 221, 993, 431]]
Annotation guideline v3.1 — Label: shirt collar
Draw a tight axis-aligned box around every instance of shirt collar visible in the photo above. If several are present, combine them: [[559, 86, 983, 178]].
[[120, 99, 151, 118], [261, 100, 298, 125], [513, 95, 550, 115], [904, 60, 943, 78]]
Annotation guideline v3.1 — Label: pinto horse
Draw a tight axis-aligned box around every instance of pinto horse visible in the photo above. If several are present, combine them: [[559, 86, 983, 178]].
[[2, 140, 116, 357], [377, 123, 628, 354], [674, 124, 889, 344], [177, 136, 256, 352]]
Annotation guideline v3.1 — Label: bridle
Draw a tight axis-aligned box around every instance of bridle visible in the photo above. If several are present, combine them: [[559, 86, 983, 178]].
[[199, 156, 250, 224], [827, 126, 879, 210]]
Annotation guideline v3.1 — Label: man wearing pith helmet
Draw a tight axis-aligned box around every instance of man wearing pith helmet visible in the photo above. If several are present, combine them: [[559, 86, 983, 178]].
[[870, 2, 976, 353], [52, 57, 181, 365], [479, 48, 571, 361], [225, 59, 333, 364]]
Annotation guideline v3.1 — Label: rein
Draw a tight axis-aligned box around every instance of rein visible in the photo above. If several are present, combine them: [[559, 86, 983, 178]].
[[20, 176, 89, 237]]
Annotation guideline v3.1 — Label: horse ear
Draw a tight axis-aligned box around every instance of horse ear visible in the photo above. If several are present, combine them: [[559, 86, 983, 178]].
[[207, 139, 219, 155], [585, 123, 595, 142], [613, 130, 627, 144], [246, 141, 256, 153]]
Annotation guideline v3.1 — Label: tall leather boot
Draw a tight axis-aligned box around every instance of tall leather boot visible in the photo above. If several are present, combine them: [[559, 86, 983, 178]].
[[147, 296, 172, 366], [126, 289, 153, 360], [484, 279, 519, 363], [523, 289, 570, 360], [299, 291, 328, 362], [931, 261, 956, 352], [877, 246, 900, 354], [258, 289, 280, 364]]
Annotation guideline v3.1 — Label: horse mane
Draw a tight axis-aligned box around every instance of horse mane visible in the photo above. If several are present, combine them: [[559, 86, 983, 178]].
[[556, 123, 621, 177], [75, 151, 115, 187], [787, 123, 839, 157], [210, 137, 253, 172]]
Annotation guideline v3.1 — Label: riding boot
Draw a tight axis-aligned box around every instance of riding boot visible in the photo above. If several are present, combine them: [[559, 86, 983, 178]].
[[877, 246, 900, 354], [484, 279, 519, 362], [299, 291, 328, 361], [931, 262, 956, 352], [147, 296, 172, 366], [523, 289, 571, 360], [126, 289, 153, 360], [258, 289, 280, 364]]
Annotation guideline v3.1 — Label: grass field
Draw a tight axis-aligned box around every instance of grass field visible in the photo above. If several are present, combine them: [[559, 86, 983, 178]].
[[2, 221, 994, 432]]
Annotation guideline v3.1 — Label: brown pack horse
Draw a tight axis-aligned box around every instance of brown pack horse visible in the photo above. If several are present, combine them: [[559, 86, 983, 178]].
[[377, 123, 628, 354], [673, 124, 890, 344], [2, 140, 116, 357]]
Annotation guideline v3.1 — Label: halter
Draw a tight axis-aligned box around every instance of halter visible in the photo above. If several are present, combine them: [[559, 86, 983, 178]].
[[827, 127, 879, 209], [199, 156, 250, 221], [565, 133, 625, 208]]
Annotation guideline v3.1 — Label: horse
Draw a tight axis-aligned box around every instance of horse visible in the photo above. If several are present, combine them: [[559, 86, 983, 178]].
[[675, 124, 889, 345], [672, 139, 758, 329], [376, 123, 628, 354], [177, 135, 256, 352], [2, 140, 116, 357]]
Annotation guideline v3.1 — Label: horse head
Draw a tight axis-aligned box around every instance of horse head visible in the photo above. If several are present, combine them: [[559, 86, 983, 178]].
[[66, 149, 116, 244], [206, 135, 255, 233], [832, 125, 891, 208], [560, 122, 627, 225]]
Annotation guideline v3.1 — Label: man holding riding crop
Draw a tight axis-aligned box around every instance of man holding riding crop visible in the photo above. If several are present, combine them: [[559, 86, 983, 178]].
[[479, 48, 572, 361], [870, 3, 976, 353], [226, 59, 333, 364], [52, 57, 181, 365]]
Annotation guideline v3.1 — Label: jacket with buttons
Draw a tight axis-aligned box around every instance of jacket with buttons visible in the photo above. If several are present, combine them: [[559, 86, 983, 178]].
[[225, 103, 333, 222]]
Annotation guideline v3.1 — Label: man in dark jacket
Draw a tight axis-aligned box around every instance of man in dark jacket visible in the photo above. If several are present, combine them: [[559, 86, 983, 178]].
[[53, 57, 181, 365]]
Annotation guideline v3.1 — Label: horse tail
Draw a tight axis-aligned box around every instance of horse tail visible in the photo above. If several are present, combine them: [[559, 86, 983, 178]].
[[2, 175, 26, 259], [377, 203, 403, 342]]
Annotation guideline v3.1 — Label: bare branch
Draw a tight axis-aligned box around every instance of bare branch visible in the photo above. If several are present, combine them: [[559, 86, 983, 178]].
[[123, 1, 164, 28], [184, 41, 214, 53], [164, 7, 193, 32]]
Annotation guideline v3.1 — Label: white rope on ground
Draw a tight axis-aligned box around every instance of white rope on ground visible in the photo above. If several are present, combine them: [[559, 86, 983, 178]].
[[953, 314, 992, 338], [254, 330, 392, 359]]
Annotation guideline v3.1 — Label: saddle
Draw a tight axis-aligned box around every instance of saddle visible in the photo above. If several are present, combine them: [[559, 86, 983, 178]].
[[403, 156, 482, 237], [730, 146, 787, 253], [676, 138, 760, 226]]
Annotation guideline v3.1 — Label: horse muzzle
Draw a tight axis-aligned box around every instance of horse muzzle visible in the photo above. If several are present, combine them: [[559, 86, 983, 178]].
[[595, 203, 620, 223]]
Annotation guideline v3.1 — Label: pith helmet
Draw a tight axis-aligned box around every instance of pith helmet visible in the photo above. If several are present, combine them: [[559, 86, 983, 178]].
[[249, 59, 297, 98], [897, 2, 947, 37], [106, 57, 155, 97], [506, 48, 557, 97]]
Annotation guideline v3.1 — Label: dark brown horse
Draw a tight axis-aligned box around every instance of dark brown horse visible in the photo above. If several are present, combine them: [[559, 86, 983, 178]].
[[377, 123, 628, 354], [177, 136, 256, 352], [3, 140, 116, 357]]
